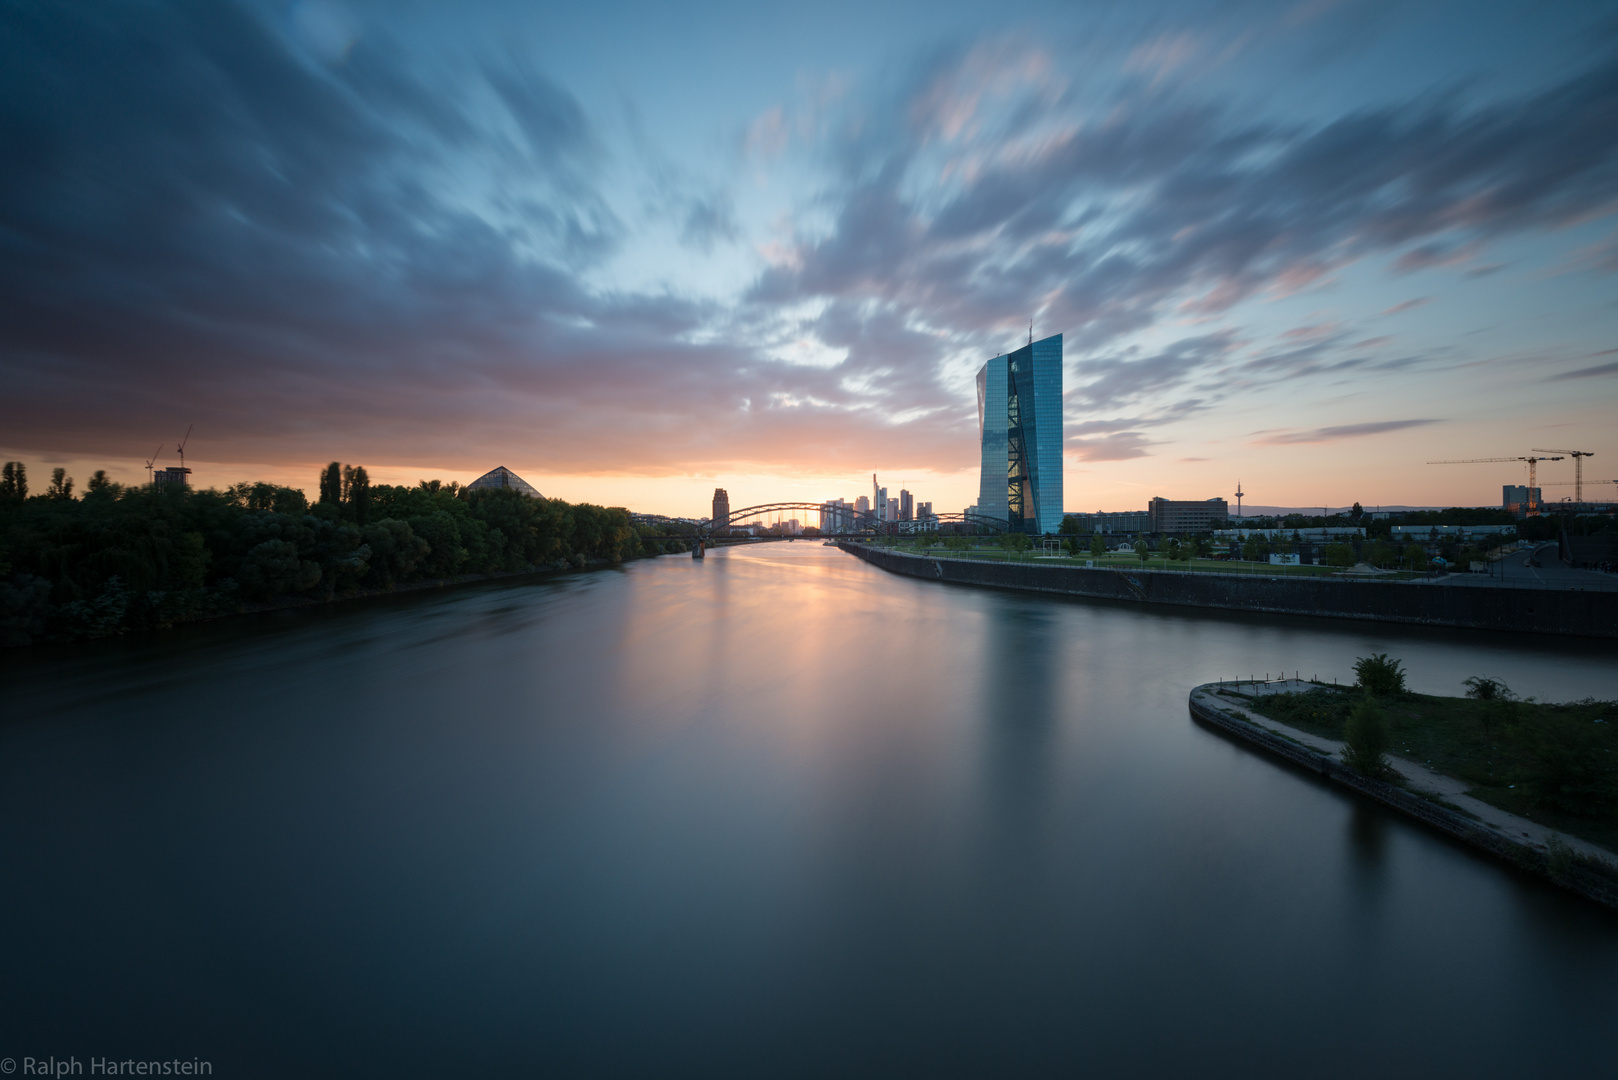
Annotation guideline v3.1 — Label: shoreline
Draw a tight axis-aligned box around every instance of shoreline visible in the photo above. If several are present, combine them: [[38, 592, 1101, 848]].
[[837, 542, 1618, 638], [1188, 680, 1618, 911], [6, 549, 685, 648]]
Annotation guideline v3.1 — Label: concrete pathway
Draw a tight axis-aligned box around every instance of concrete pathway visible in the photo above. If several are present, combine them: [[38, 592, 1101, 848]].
[[1194, 679, 1618, 864]]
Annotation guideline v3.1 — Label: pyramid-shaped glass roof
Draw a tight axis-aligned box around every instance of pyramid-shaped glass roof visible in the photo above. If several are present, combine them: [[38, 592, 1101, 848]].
[[465, 466, 543, 498]]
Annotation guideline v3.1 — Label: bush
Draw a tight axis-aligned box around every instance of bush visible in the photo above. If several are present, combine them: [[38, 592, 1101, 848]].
[[1463, 676, 1514, 702], [1354, 653, 1406, 696], [1342, 698, 1392, 776]]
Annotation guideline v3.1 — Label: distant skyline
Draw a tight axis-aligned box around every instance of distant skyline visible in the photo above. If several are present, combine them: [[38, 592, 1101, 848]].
[[2, 0, 1615, 516]]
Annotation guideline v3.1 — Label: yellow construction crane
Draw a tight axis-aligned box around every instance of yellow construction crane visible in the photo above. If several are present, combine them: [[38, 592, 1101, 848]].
[[1427, 455, 1562, 516], [1531, 448, 1594, 502]]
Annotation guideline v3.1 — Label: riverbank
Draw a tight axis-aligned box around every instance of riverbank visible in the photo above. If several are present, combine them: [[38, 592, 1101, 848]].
[[1189, 681, 1618, 911], [2, 547, 685, 647], [837, 542, 1618, 638]]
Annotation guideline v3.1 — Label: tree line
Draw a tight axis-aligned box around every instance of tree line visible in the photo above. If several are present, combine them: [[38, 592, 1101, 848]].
[[0, 461, 689, 646]]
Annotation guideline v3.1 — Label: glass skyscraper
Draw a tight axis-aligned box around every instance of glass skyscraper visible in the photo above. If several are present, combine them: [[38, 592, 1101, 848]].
[[976, 334, 1063, 535]]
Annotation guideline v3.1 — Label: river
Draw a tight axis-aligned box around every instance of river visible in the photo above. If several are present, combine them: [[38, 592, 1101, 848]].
[[2, 543, 1614, 1077]]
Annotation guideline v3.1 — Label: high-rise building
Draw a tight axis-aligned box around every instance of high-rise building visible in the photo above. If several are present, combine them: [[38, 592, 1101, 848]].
[[153, 467, 191, 489], [917, 501, 932, 521], [712, 488, 730, 534], [855, 495, 870, 517], [899, 489, 913, 521], [887, 497, 899, 521], [1503, 485, 1541, 514], [976, 333, 1063, 534], [872, 475, 888, 522]]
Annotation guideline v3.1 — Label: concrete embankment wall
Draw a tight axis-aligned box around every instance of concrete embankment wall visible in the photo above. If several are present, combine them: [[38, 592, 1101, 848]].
[[1188, 686, 1618, 910], [838, 543, 1618, 639]]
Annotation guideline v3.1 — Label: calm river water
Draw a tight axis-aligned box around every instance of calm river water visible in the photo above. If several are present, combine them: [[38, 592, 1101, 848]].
[[2, 543, 1615, 1077]]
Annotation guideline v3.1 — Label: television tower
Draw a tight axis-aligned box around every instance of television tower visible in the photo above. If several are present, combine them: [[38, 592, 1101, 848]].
[[1234, 480, 1244, 519]]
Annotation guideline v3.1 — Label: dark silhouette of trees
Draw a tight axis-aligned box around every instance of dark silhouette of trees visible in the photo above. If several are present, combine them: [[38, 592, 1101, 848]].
[[319, 462, 342, 506], [0, 466, 656, 645], [1, 462, 25, 500]]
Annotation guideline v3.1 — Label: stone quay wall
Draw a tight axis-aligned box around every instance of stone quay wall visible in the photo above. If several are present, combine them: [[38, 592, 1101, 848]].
[[837, 543, 1618, 639], [1188, 685, 1618, 911]]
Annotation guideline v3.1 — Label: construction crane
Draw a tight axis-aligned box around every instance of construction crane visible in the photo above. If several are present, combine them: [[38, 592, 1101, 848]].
[[1531, 448, 1594, 502], [144, 443, 163, 486], [1427, 455, 1562, 516], [176, 424, 193, 472]]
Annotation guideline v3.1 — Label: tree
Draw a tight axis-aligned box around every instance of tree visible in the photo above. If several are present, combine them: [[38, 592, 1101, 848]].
[[1342, 699, 1391, 776], [87, 470, 115, 493], [48, 467, 73, 499], [319, 462, 343, 505], [1090, 535, 1106, 559], [1322, 542, 1355, 568], [1353, 653, 1406, 696], [1462, 676, 1514, 702], [1, 461, 25, 500], [1350, 502, 1364, 520], [348, 466, 371, 525], [1134, 539, 1149, 563], [1404, 542, 1428, 570]]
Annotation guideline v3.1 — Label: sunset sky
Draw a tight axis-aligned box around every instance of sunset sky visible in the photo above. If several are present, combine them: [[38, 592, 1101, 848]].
[[3, 0, 1616, 517]]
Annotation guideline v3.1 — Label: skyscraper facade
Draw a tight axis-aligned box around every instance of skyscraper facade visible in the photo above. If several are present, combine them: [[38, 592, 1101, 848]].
[[899, 489, 913, 521], [976, 333, 1063, 534]]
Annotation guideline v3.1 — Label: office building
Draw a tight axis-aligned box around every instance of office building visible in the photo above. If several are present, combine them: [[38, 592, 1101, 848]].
[[887, 497, 899, 521], [872, 475, 888, 522], [1067, 510, 1150, 534], [712, 488, 730, 533], [855, 495, 870, 517], [1147, 497, 1229, 533], [899, 489, 913, 521], [976, 334, 1063, 534], [917, 501, 932, 521], [1503, 485, 1541, 514]]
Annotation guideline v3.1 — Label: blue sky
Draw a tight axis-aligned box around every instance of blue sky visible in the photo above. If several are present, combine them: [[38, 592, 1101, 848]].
[[1, 0, 1615, 514]]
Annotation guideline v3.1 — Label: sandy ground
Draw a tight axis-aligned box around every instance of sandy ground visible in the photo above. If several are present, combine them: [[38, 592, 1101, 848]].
[[1194, 679, 1617, 864]]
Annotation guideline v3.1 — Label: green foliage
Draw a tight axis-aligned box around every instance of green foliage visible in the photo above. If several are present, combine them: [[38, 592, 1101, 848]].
[[1, 461, 26, 501], [1134, 539, 1149, 563], [319, 462, 342, 506], [1090, 535, 1106, 559], [1342, 698, 1392, 776], [1322, 542, 1355, 567], [1354, 653, 1406, 696], [0, 472, 645, 645], [1463, 676, 1514, 702], [48, 468, 73, 499], [1248, 687, 1618, 849]]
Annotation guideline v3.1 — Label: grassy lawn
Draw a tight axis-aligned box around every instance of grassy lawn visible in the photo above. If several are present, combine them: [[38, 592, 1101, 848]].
[[1242, 687, 1618, 851]]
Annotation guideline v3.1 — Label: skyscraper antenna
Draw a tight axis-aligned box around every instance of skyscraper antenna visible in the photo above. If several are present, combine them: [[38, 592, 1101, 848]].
[[1028, 319, 1033, 346]]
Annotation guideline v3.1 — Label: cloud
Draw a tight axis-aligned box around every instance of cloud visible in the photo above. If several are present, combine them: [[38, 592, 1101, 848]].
[[2, 6, 1617, 484], [1069, 431, 1157, 460], [1253, 419, 1442, 444], [1549, 359, 1618, 380], [1381, 297, 1433, 315]]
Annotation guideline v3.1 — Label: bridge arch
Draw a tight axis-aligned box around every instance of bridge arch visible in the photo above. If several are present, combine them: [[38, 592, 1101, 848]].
[[702, 502, 1009, 538]]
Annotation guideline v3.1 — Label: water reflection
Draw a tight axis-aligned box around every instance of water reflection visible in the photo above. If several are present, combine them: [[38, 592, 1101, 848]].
[[1, 543, 1615, 1078]]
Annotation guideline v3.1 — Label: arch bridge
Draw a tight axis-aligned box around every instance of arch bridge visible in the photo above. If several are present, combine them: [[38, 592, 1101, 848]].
[[700, 502, 1010, 540]]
